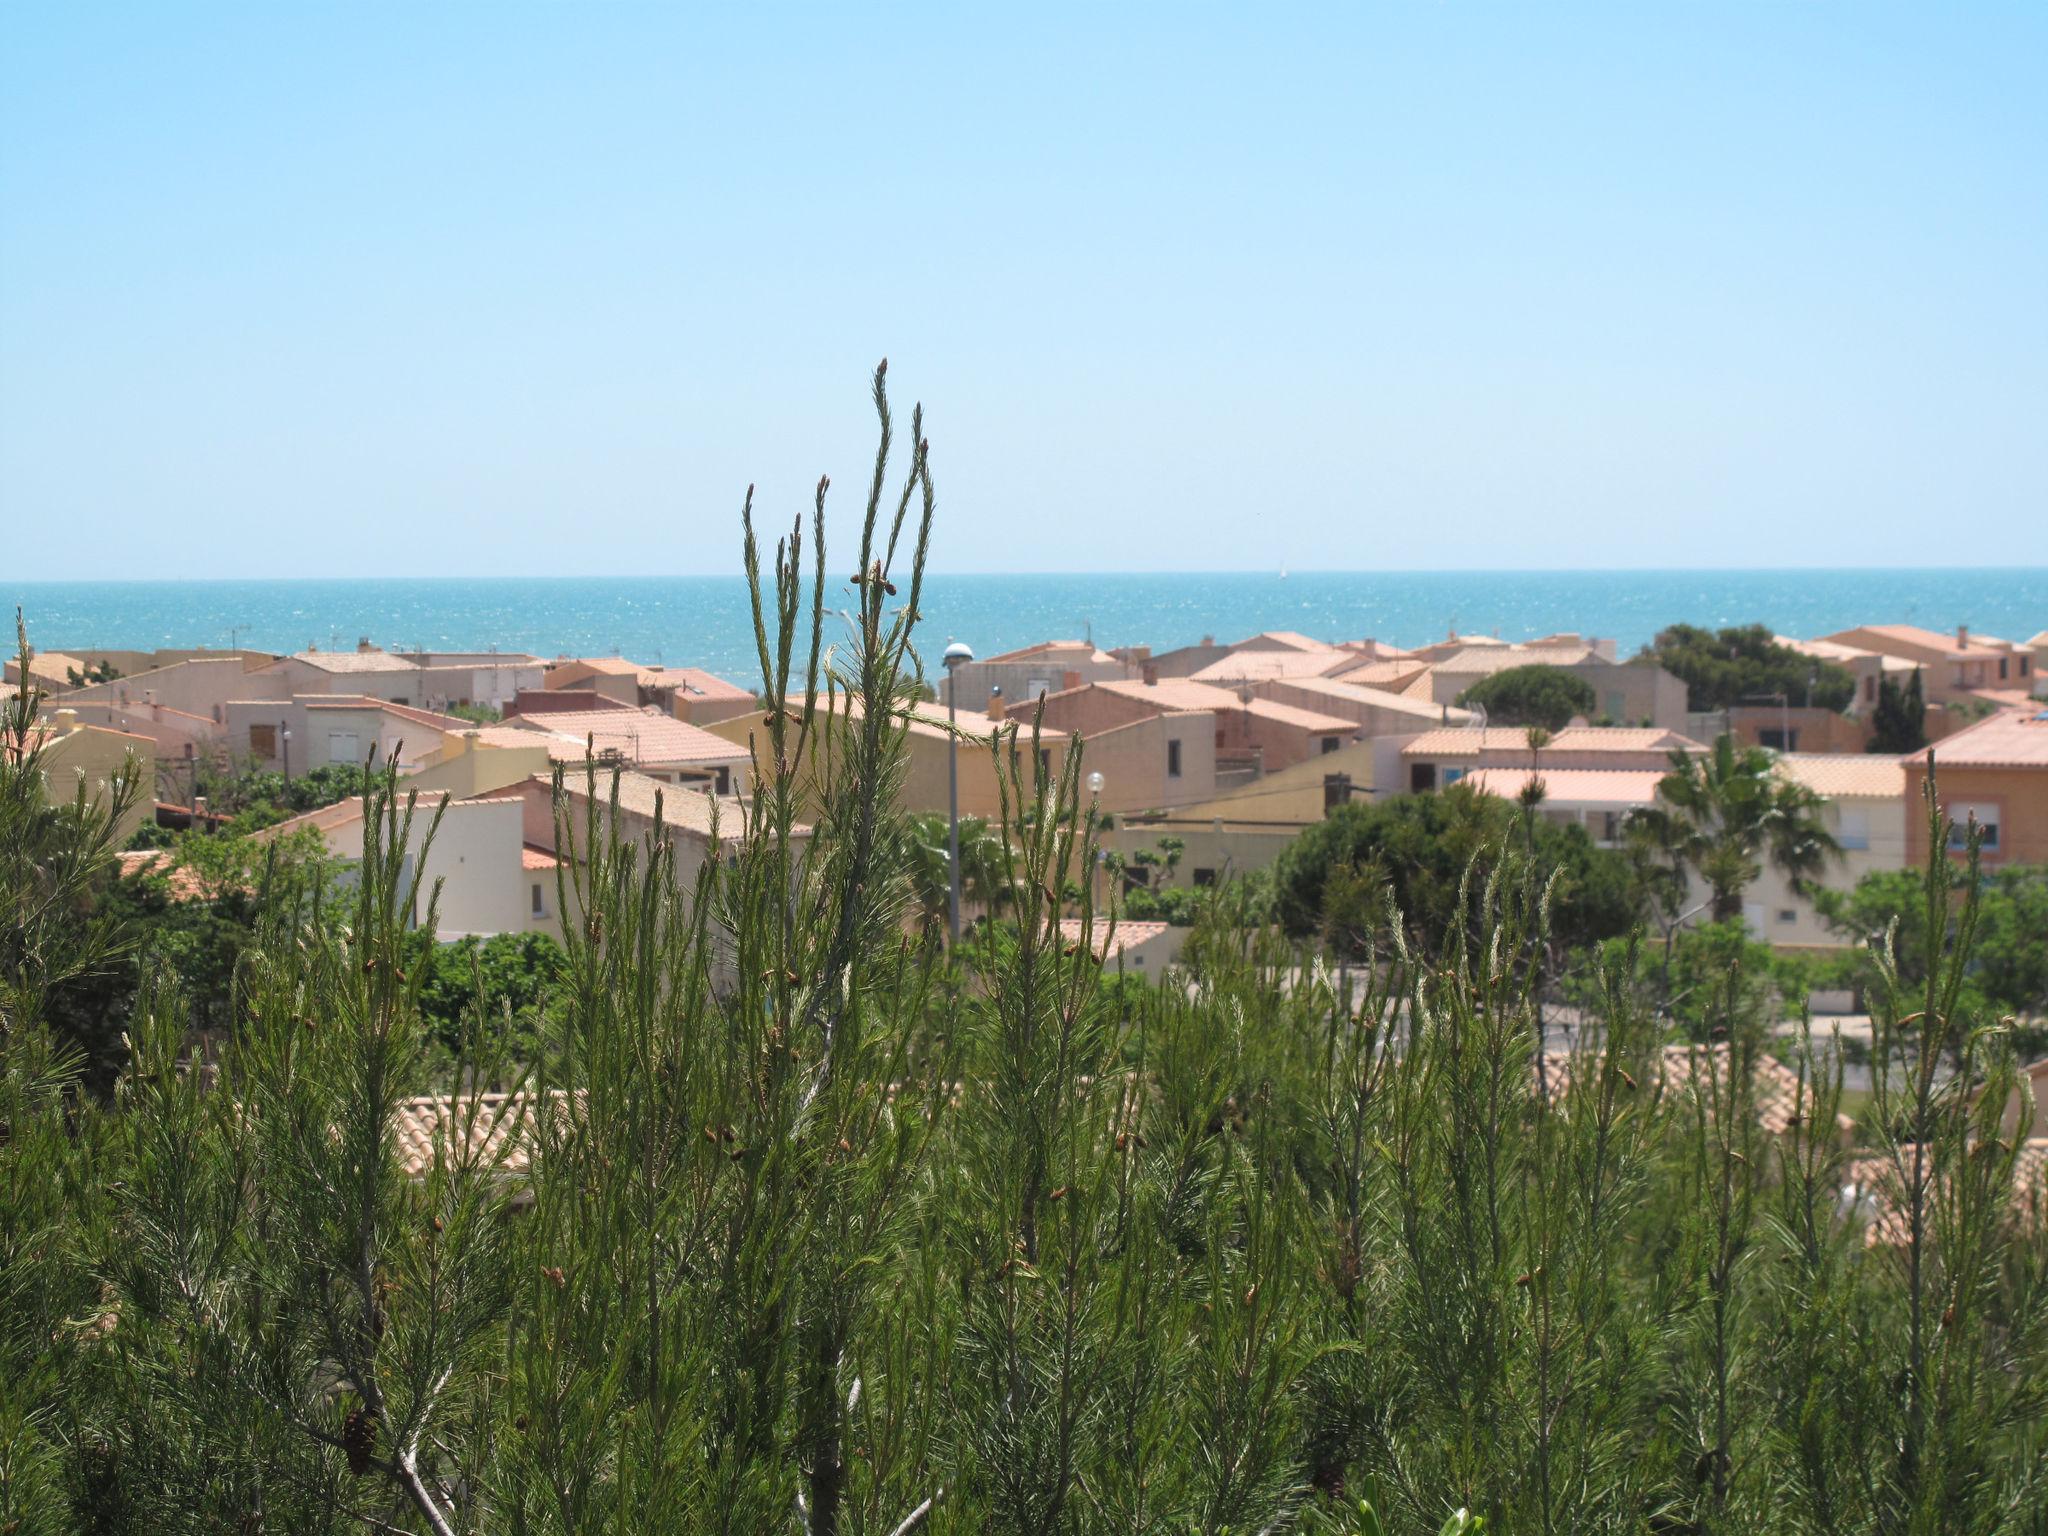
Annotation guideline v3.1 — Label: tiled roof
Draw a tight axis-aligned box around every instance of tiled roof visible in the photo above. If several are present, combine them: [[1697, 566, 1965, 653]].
[[982, 639, 1118, 665], [1233, 630, 1335, 653], [657, 667, 752, 700], [116, 849, 217, 901], [1777, 635, 1918, 673], [521, 844, 560, 871], [1776, 754, 1908, 799], [1402, 726, 1699, 758], [1257, 675, 1454, 720], [1240, 698, 1357, 734], [547, 769, 759, 839], [1540, 1044, 1845, 1138], [1427, 645, 1602, 676], [1057, 917, 1172, 959], [1846, 1140, 2048, 1248], [1830, 625, 2009, 663], [508, 710, 750, 767], [389, 1091, 572, 1179], [1331, 659, 1434, 691], [1190, 650, 1356, 683], [1915, 708, 2048, 769], [301, 695, 470, 733], [1463, 767, 1667, 807], [286, 650, 417, 674]]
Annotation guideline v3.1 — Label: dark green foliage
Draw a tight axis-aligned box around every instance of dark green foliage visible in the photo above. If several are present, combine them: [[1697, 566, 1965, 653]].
[[1640, 622, 1857, 713], [1816, 863, 2048, 1028], [196, 760, 370, 832], [1271, 785, 1639, 953], [1454, 663, 1597, 729], [1630, 734, 1840, 924], [406, 929, 566, 1054], [1869, 667, 1929, 753]]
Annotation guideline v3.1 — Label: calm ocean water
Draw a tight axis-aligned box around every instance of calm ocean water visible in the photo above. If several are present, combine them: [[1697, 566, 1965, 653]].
[[10, 571, 2045, 689]]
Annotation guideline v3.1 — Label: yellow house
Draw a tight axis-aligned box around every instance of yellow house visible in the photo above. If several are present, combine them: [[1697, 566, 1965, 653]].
[[29, 712, 158, 844], [706, 698, 1065, 820], [405, 728, 555, 799]]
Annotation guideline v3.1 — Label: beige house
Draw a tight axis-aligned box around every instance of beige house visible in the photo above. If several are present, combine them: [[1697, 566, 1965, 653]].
[[64, 655, 288, 721], [1743, 755, 1910, 948], [19, 714, 157, 844], [946, 640, 1129, 711], [1252, 675, 1467, 738], [706, 697, 1065, 820], [1820, 625, 2031, 703], [264, 648, 427, 702], [541, 659, 754, 724], [1057, 917, 1186, 974], [1033, 677, 1354, 785], [406, 729, 557, 800], [224, 696, 471, 775]]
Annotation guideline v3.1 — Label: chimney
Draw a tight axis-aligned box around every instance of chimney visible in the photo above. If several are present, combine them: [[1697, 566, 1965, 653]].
[[357, 636, 375, 653], [1141, 662, 1158, 687], [986, 695, 1006, 722], [1063, 669, 1082, 690], [1956, 624, 1969, 649]]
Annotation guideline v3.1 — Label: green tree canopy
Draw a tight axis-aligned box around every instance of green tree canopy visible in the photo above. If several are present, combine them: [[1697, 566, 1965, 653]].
[[1271, 783, 1639, 953], [1453, 664, 1597, 729], [1630, 735, 1840, 923], [1638, 622, 1856, 713], [1868, 669, 1928, 753]]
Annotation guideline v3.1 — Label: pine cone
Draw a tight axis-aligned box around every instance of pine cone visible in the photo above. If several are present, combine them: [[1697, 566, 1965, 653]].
[[343, 1408, 376, 1475]]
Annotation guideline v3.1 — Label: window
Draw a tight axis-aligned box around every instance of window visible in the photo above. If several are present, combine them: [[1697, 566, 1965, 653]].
[[1759, 728, 1797, 752], [1601, 811, 1622, 842], [1026, 676, 1053, 698], [1999, 657, 2009, 680], [1838, 809, 1870, 851], [1777, 909, 1798, 924], [328, 730, 360, 765], [1410, 762, 1437, 792], [1864, 675, 1877, 702], [1039, 748, 1052, 779], [1167, 739, 1182, 778], [530, 883, 546, 918], [1442, 766, 1467, 785], [1605, 692, 1626, 720], [1192, 867, 1216, 887], [1320, 736, 1340, 754], [248, 723, 276, 757], [1948, 803, 2001, 852], [714, 767, 731, 794]]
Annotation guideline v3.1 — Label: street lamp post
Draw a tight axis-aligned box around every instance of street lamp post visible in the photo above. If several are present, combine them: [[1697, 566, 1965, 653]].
[[280, 724, 293, 785], [943, 641, 974, 942]]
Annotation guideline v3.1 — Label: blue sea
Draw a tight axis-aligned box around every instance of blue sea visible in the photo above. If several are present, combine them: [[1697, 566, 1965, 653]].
[[10, 571, 2045, 689]]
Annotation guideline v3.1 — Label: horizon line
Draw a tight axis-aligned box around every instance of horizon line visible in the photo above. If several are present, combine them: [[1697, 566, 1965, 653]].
[[12, 564, 2048, 587]]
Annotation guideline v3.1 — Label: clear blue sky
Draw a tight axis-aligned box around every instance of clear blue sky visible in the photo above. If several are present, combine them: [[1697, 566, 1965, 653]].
[[3, 2, 2042, 579]]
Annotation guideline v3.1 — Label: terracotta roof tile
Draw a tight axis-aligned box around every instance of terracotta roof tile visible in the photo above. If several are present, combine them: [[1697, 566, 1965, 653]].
[[1913, 709, 2048, 769], [1776, 754, 1908, 799]]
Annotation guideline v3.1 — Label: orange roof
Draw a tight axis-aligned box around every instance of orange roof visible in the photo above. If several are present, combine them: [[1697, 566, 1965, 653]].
[[1914, 708, 2048, 769], [1057, 917, 1172, 959], [1092, 678, 1350, 733], [1776, 754, 1908, 799], [520, 843, 560, 871], [546, 769, 771, 840], [508, 710, 749, 767], [1831, 624, 2010, 663], [981, 639, 1119, 665], [116, 849, 217, 901], [286, 650, 417, 674], [1848, 1139, 2048, 1248], [1402, 726, 1700, 758], [388, 1091, 572, 1179], [1462, 767, 1667, 806], [1257, 675, 1455, 721], [1190, 649, 1355, 683], [1542, 1044, 1848, 1138], [1232, 630, 1335, 653]]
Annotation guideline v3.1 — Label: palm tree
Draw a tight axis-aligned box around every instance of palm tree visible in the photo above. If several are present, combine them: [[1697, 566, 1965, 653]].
[[1631, 734, 1839, 924]]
